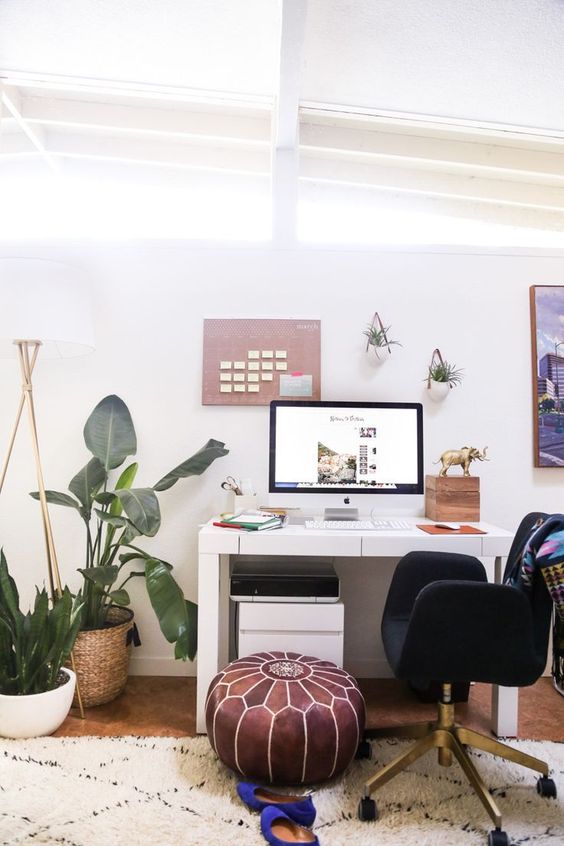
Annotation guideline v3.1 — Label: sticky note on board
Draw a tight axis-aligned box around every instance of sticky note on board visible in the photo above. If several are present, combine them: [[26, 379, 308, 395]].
[[262, 350, 273, 358], [233, 373, 245, 382], [247, 373, 259, 382], [219, 373, 232, 382], [220, 384, 233, 393], [234, 384, 246, 392], [248, 384, 260, 392], [248, 350, 260, 359], [275, 350, 287, 359], [280, 374, 313, 397], [220, 361, 232, 369], [276, 361, 288, 371], [248, 361, 260, 371], [234, 361, 246, 369], [262, 373, 274, 381], [262, 361, 273, 371]]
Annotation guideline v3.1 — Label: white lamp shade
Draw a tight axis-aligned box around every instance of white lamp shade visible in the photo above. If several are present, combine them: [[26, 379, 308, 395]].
[[0, 258, 95, 358]]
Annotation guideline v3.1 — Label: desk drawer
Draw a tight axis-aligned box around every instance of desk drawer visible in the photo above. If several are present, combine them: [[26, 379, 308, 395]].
[[238, 602, 344, 666]]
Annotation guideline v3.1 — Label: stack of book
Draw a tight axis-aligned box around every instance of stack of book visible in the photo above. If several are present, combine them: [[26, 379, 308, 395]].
[[213, 511, 285, 532]]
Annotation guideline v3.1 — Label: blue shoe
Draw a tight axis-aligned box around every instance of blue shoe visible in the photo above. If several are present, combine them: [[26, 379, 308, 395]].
[[260, 806, 319, 846], [237, 782, 316, 826]]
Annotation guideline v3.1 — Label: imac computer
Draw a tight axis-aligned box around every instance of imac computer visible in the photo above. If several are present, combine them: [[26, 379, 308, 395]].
[[269, 401, 423, 522]]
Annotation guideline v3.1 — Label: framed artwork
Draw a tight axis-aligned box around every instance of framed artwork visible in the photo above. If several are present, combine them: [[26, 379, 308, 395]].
[[202, 318, 321, 405], [530, 286, 564, 467]]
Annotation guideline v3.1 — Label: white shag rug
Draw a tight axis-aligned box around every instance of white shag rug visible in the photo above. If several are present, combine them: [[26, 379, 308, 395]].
[[0, 735, 563, 845]]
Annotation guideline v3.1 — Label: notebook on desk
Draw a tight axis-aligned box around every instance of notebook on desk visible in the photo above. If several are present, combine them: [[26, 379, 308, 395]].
[[416, 524, 487, 535]]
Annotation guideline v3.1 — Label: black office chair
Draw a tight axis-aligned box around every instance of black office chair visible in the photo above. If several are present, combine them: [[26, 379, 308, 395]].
[[358, 512, 557, 846]]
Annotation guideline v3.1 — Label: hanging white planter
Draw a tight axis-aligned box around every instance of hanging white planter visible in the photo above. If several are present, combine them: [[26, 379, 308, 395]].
[[428, 379, 451, 402], [425, 348, 463, 402], [0, 668, 76, 739], [363, 312, 401, 365]]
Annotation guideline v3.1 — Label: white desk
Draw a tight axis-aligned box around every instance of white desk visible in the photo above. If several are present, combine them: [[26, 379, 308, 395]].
[[197, 519, 515, 735]]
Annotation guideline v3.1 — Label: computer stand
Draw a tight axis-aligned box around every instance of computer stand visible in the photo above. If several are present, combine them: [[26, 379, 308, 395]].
[[323, 507, 360, 521]]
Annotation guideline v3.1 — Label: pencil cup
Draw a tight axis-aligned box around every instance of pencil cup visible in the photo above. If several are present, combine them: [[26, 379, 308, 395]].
[[233, 494, 258, 511]]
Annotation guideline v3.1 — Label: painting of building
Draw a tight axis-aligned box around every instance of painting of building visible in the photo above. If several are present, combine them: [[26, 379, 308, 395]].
[[531, 286, 564, 466]]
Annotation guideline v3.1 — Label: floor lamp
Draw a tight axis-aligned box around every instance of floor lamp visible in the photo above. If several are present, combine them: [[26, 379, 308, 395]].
[[0, 258, 95, 718]]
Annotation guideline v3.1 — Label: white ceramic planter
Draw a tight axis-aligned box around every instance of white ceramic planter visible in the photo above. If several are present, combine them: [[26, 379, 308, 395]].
[[0, 668, 76, 739], [428, 379, 451, 402]]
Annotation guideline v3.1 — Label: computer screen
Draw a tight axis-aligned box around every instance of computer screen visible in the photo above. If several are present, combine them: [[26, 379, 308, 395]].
[[269, 401, 423, 495]]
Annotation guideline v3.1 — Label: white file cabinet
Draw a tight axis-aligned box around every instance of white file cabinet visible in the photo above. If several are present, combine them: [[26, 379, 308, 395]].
[[238, 601, 344, 666]]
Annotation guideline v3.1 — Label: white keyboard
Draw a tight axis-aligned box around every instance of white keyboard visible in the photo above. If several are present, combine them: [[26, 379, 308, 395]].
[[304, 519, 412, 531]]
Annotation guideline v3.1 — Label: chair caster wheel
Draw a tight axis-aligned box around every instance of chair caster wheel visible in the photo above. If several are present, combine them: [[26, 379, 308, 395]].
[[537, 776, 557, 798], [358, 797, 378, 822], [487, 829, 509, 846], [356, 740, 372, 760]]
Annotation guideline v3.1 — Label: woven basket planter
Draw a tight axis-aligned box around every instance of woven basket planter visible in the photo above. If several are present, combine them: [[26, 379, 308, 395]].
[[71, 607, 135, 708]]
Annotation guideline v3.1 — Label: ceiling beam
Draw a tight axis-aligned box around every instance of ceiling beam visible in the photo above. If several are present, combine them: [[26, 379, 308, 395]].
[[301, 102, 564, 144], [0, 84, 59, 171], [300, 122, 564, 186], [300, 180, 564, 233], [0, 70, 270, 110], [272, 0, 308, 245], [300, 154, 564, 213], [42, 130, 270, 175], [20, 95, 270, 147]]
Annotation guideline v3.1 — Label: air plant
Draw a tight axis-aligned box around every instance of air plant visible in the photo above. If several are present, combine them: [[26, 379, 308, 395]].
[[363, 323, 401, 358], [427, 359, 464, 388]]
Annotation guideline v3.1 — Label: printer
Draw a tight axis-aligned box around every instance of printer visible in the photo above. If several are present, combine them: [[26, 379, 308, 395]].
[[230, 557, 339, 603]]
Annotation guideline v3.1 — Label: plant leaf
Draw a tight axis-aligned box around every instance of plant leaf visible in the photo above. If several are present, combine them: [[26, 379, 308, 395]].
[[114, 488, 161, 536], [0, 550, 21, 624], [29, 490, 82, 510], [109, 589, 130, 606], [68, 457, 107, 510], [84, 395, 137, 471], [144, 558, 197, 660], [93, 492, 116, 506], [174, 601, 198, 662], [77, 566, 119, 588], [153, 439, 229, 492], [93, 510, 129, 528], [110, 462, 138, 517]]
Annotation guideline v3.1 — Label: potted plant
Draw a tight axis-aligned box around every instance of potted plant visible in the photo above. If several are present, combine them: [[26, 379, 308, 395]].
[[0, 551, 84, 738], [426, 349, 464, 401], [363, 312, 401, 360], [31, 394, 228, 706]]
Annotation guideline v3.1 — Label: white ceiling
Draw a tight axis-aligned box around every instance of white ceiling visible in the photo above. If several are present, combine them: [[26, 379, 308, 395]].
[[0, 0, 278, 97], [2, 0, 564, 129], [302, 0, 564, 131], [2, 0, 564, 239]]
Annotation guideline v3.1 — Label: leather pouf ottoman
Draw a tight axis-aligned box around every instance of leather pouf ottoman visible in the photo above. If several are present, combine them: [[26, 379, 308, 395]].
[[206, 651, 365, 784]]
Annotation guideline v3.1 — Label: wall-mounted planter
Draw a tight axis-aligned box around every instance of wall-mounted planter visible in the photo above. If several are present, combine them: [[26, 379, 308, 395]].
[[428, 379, 451, 402], [363, 312, 401, 361], [425, 348, 463, 402]]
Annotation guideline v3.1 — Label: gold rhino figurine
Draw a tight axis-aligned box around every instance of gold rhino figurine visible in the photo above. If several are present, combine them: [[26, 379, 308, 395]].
[[435, 446, 489, 477]]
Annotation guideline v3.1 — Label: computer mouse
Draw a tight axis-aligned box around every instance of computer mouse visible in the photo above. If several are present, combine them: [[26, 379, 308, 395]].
[[434, 522, 461, 530]]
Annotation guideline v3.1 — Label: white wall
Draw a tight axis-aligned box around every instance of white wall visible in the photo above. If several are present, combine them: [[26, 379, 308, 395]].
[[1, 243, 563, 676]]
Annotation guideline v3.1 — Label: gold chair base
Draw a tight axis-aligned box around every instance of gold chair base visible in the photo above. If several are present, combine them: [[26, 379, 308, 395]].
[[364, 699, 549, 830]]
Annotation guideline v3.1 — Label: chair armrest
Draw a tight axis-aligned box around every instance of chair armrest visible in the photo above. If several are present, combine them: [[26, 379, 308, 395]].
[[396, 581, 543, 687], [383, 551, 487, 621]]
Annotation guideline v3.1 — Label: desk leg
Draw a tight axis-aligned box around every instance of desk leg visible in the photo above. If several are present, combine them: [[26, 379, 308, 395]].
[[197, 551, 221, 734], [491, 555, 518, 737]]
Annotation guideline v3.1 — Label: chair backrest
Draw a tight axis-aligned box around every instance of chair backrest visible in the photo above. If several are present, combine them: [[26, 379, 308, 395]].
[[504, 511, 553, 666]]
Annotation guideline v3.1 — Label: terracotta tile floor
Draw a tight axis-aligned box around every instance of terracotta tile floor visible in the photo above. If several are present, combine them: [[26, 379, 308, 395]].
[[55, 676, 564, 741]]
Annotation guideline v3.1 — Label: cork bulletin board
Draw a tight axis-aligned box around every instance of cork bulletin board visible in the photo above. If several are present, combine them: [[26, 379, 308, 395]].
[[202, 318, 321, 405]]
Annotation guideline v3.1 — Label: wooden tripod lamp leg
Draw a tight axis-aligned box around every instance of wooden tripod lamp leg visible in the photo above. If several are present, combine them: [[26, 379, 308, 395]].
[[0, 344, 40, 495], [12, 341, 85, 719]]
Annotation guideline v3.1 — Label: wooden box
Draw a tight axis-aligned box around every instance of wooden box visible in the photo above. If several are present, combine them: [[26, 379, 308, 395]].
[[425, 475, 480, 522]]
